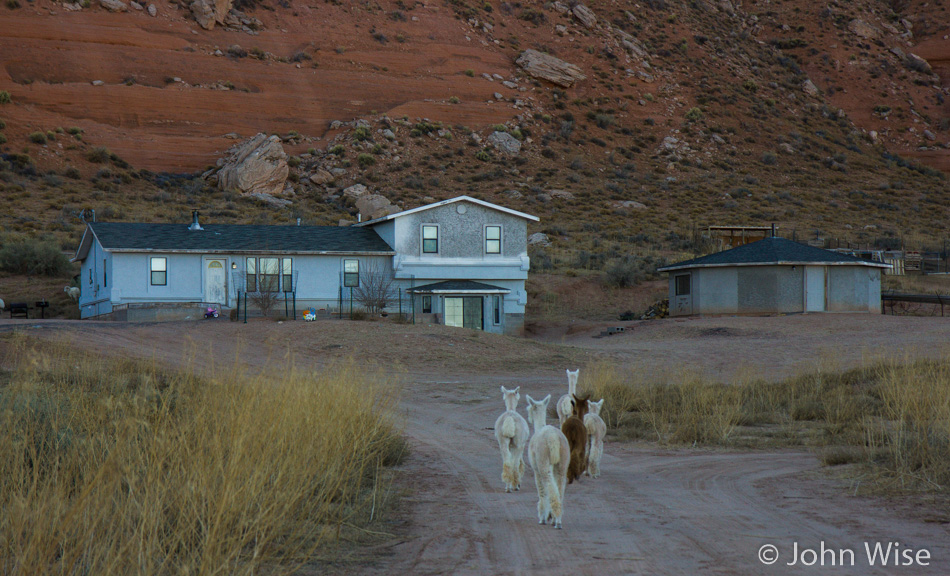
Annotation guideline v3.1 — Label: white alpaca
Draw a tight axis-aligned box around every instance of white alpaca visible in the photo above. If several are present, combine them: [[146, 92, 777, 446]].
[[493, 385, 530, 493], [526, 394, 570, 529], [584, 399, 607, 478], [556, 368, 580, 426], [64, 286, 80, 301]]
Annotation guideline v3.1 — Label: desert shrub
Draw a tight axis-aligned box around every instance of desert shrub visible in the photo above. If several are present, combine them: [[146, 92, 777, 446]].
[[684, 107, 703, 122], [329, 145, 345, 156], [0, 134, 6, 145], [742, 79, 758, 92], [352, 126, 371, 141], [0, 237, 70, 276], [357, 153, 376, 168], [287, 156, 301, 168], [86, 147, 111, 163], [475, 150, 490, 162], [448, 96, 460, 104], [761, 151, 778, 165], [0, 91, 10, 104], [0, 119, 5, 129], [0, 336, 405, 576], [29, 132, 46, 144], [463, 69, 475, 77]]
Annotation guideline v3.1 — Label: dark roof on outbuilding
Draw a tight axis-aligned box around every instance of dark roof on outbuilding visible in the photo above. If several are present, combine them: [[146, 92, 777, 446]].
[[406, 280, 511, 294], [74, 222, 394, 261], [657, 237, 891, 272]]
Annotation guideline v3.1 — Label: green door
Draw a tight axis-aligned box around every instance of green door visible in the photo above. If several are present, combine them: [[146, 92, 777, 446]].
[[444, 297, 483, 330]]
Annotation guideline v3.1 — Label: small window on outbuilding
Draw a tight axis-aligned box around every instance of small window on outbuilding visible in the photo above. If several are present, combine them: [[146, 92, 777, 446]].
[[674, 274, 691, 296], [422, 295, 432, 314]]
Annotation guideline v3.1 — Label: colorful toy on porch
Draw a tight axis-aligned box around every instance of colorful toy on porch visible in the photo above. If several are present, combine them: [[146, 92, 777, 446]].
[[204, 306, 219, 319], [303, 308, 317, 321]]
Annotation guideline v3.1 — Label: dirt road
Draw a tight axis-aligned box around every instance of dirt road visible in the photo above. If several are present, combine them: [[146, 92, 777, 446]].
[[5, 314, 949, 575]]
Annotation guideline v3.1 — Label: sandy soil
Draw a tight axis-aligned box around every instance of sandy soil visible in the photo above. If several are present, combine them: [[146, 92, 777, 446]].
[[3, 313, 949, 575]]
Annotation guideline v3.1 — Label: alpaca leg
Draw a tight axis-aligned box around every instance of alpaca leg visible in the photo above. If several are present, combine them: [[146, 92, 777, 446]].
[[516, 457, 525, 491], [534, 472, 547, 524], [549, 475, 563, 529]]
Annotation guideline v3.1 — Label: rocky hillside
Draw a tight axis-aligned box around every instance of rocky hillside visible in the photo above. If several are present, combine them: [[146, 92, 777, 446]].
[[1, 0, 949, 271]]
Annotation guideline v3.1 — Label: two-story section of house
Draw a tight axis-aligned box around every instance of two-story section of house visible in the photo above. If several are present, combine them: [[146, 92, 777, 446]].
[[359, 196, 538, 335]]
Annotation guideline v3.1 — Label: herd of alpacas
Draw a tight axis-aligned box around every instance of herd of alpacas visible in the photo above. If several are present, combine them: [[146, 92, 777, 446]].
[[493, 369, 606, 529]]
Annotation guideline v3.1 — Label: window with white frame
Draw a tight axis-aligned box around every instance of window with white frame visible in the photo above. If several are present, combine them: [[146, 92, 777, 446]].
[[246, 257, 257, 292], [486, 225, 501, 254], [282, 258, 293, 292], [258, 258, 279, 292], [150, 257, 167, 286], [343, 259, 360, 287], [422, 225, 439, 254]]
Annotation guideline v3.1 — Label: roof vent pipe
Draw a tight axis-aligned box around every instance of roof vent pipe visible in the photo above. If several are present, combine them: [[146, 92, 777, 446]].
[[297, 218, 301, 226], [771, 223, 776, 238], [358, 213, 362, 223], [189, 210, 203, 231]]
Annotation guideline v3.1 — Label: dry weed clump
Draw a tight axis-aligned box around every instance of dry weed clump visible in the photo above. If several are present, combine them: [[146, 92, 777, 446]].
[[0, 335, 405, 575], [588, 357, 950, 492]]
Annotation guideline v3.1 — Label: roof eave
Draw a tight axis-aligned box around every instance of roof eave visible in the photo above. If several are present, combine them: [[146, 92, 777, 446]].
[[103, 248, 396, 256], [358, 195, 540, 227], [658, 261, 893, 273]]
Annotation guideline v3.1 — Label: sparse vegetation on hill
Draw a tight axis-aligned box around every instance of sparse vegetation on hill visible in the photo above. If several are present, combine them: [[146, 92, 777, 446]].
[[0, 0, 948, 318]]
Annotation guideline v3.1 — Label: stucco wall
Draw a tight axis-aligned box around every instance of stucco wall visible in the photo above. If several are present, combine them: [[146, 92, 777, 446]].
[[391, 201, 528, 258], [669, 264, 882, 316], [828, 266, 881, 312], [693, 268, 738, 313]]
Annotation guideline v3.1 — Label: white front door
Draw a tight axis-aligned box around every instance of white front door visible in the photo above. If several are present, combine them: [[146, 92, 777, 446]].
[[804, 266, 825, 312], [205, 259, 227, 305]]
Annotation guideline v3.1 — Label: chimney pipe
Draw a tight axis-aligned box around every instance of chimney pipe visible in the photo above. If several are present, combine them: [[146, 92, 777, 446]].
[[771, 223, 776, 238], [189, 210, 203, 231]]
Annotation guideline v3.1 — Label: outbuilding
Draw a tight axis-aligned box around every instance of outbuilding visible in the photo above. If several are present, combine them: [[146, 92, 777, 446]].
[[657, 237, 891, 316]]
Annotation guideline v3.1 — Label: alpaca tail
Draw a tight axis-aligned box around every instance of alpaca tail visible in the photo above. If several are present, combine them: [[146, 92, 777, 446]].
[[546, 435, 562, 466], [501, 415, 516, 439]]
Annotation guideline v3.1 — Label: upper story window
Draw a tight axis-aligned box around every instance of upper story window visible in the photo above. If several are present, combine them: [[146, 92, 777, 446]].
[[422, 225, 439, 254], [150, 257, 167, 286], [486, 225, 501, 254], [343, 259, 360, 287]]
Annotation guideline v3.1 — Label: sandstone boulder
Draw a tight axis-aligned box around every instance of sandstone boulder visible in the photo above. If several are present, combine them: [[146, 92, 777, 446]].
[[100, 0, 128, 11], [802, 79, 820, 97], [190, 0, 232, 30], [528, 233, 551, 247], [848, 19, 881, 41], [487, 131, 522, 156], [309, 169, 334, 185], [355, 194, 400, 221], [572, 4, 597, 28], [342, 183, 369, 205], [515, 49, 586, 88], [215, 133, 289, 197]]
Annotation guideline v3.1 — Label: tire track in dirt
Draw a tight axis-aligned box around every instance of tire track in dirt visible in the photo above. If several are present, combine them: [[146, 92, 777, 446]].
[[372, 376, 950, 575]]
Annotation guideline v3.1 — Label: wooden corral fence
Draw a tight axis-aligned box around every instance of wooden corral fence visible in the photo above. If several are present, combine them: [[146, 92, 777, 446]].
[[882, 293, 950, 316]]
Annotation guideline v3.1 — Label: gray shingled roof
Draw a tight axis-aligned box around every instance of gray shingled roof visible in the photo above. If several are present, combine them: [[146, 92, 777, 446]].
[[407, 280, 510, 293], [658, 237, 890, 272], [83, 222, 394, 256]]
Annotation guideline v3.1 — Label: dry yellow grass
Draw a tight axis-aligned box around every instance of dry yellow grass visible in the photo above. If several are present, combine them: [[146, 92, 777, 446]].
[[0, 335, 405, 575], [587, 357, 950, 492]]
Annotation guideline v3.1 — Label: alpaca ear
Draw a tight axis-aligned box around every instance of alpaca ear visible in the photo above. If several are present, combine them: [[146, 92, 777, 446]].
[[513, 386, 520, 394], [500, 385, 506, 394], [541, 394, 551, 407], [526, 394, 535, 405]]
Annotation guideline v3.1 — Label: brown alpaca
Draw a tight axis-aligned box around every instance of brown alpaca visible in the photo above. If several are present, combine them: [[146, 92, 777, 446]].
[[560, 394, 590, 484]]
